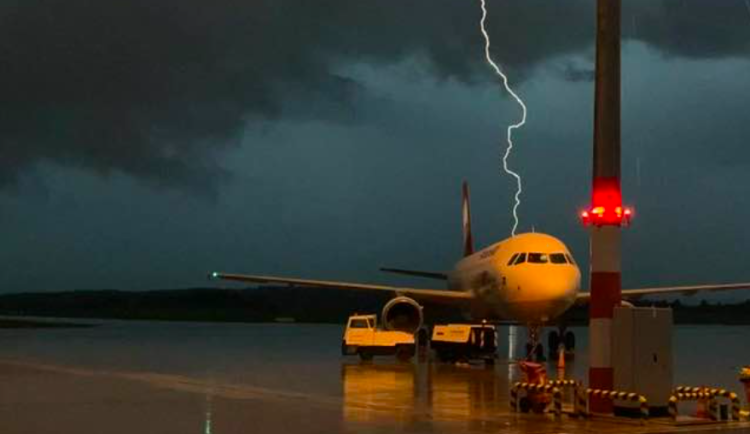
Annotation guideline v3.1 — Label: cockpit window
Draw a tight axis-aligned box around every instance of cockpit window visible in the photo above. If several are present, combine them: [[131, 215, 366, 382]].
[[350, 319, 369, 328], [513, 253, 526, 265], [507, 253, 519, 265], [528, 253, 548, 264], [565, 254, 576, 265], [550, 253, 567, 264]]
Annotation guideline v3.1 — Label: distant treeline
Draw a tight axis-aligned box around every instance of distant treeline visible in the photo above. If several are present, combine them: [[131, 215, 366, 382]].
[[0, 287, 748, 325], [0, 287, 462, 324]]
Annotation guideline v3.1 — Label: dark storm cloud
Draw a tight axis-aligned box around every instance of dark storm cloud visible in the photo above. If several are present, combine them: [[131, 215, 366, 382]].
[[624, 0, 750, 60], [557, 64, 595, 83], [1, 0, 747, 191]]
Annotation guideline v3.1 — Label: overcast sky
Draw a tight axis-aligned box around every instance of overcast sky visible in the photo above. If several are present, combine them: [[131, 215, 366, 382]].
[[1, 0, 750, 301]]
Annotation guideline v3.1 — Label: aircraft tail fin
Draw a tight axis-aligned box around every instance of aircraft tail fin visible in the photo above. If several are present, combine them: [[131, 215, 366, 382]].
[[462, 181, 474, 257]]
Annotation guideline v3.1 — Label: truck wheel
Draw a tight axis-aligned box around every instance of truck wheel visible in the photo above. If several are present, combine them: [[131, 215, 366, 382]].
[[358, 351, 373, 361], [396, 345, 414, 362], [436, 350, 453, 363], [341, 341, 347, 356]]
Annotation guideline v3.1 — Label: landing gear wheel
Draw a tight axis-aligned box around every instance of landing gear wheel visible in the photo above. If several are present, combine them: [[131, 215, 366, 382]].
[[564, 331, 576, 351], [396, 345, 414, 362], [547, 331, 560, 359]]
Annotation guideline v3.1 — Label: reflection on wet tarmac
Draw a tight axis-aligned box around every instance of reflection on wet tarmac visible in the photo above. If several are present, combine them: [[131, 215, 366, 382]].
[[204, 393, 214, 434], [427, 364, 504, 421], [342, 360, 515, 431], [342, 363, 417, 424]]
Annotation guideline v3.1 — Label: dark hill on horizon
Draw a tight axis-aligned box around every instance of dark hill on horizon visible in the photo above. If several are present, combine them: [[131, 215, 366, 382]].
[[0, 287, 748, 325]]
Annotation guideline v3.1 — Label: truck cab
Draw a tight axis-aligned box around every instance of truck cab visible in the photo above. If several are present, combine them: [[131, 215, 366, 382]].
[[342, 314, 416, 361]]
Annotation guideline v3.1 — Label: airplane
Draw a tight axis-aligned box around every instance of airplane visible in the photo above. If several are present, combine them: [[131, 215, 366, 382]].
[[210, 182, 750, 359]]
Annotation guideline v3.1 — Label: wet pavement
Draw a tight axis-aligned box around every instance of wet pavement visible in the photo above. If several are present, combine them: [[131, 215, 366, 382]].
[[0, 321, 749, 433]]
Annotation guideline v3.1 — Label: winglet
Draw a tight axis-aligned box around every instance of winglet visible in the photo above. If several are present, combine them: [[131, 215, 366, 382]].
[[462, 181, 474, 257]]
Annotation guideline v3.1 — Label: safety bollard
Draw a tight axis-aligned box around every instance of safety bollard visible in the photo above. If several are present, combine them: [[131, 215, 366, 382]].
[[544, 379, 579, 416], [668, 396, 678, 421], [510, 382, 521, 411], [740, 366, 750, 415], [552, 387, 562, 418], [576, 384, 588, 418]]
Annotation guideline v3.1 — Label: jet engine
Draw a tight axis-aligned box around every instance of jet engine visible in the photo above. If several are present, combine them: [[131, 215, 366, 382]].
[[381, 296, 423, 334]]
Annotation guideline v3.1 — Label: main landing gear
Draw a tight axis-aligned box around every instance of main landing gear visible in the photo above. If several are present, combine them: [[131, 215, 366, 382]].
[[547, 326, 576, 360], [524, 325, 576, 362]]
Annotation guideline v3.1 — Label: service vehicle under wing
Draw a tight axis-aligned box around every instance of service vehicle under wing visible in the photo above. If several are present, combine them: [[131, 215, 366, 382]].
[[431, 323, 497, 363], [342, 314, 416, 361]]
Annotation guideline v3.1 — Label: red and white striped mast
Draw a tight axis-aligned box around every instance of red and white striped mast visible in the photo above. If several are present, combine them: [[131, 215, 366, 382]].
[[579, 0, 632, 413]]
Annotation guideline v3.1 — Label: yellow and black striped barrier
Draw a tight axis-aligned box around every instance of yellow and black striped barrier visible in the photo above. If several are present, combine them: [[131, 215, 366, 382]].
[[719, 389, 741, 421], [544, 379, 584, 417], [512, 381, 650, 421], [668, 392, 714, 421], [669, 386, 743, 421], [510, 382, 563, 418], [585, 388, 649, 420]]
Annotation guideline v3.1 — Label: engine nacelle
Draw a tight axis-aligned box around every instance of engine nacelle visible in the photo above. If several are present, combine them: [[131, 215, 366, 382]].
[[381, 296, 423, 334]]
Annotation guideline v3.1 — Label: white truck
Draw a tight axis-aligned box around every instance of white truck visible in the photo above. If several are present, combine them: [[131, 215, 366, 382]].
[[430, 323, 497, 363], [342, 314, 416, 361]]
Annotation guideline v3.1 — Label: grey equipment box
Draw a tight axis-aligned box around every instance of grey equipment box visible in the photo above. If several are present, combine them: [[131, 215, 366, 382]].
[[612, 306, 673, 410]]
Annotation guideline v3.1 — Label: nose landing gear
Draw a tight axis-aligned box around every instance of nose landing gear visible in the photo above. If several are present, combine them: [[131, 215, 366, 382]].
[[524, 325, 576, 362], [524, 324, 545, 361]]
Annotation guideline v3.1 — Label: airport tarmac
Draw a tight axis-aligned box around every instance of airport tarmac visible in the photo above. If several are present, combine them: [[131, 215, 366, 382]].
[[0, 320, 749, 434]]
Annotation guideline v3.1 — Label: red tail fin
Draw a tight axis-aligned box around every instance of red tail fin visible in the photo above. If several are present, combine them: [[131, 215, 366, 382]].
[[462, 181, 474, 257]]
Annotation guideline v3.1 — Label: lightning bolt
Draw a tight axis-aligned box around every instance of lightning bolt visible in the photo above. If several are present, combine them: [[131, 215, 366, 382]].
[[479, 0, 527, 237]]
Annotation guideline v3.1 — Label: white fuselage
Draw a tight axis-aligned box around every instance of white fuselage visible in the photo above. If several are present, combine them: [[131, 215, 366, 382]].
[[447, 233, 581, 323]]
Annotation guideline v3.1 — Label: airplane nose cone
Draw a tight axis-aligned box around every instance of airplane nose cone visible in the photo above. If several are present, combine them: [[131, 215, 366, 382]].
[[564, 268, 581, 293], [536, 268, 580, 320], [545, 268, 580, 300]]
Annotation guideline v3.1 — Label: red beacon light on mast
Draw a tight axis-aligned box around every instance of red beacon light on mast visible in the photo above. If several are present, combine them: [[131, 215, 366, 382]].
[[581, 183, 633, 226], [580, 204, 633, 227]]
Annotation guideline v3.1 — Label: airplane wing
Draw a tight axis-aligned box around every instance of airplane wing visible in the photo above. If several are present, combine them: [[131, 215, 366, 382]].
[[576, 282, 750, 303], [209, 272, 474, 303], [379, 267, 448, 280]]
